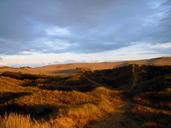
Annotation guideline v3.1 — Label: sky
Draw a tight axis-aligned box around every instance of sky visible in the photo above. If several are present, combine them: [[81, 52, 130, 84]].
[[0, 0, 171, 67]]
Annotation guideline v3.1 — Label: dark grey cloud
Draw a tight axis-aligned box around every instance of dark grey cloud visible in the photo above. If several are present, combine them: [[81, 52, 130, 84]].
[[0, 0, 171, 55]]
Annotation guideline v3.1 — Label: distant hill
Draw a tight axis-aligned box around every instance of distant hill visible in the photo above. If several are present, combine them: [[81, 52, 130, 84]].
[[0, 56, 171, 76]]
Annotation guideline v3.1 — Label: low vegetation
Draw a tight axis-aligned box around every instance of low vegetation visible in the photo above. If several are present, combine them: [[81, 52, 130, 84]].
[[0, 64, 171, 128]]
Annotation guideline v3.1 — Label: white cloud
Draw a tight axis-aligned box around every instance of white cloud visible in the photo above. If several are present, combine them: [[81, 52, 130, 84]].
[[45, 26, 70, 36], [1, 41, 170, 67], [32, 38, 77, 51], [149, 42, 171, 48], [44, 39, 71, 50], [0, 57, 3, 61]]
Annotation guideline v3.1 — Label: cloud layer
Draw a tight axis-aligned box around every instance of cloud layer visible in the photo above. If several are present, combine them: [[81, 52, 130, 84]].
[[0, 0, 171, 66]]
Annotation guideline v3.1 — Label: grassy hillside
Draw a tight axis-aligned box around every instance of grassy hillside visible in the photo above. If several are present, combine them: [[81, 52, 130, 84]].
[[0, 57, 171, 75], [0, 58, 171, 128], [0, 71, 124, 128]]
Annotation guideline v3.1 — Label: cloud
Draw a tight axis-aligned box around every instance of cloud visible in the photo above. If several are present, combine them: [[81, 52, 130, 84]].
[[43, 39, 74, 50], [0, 57, 3, 66], [0, 0, 170, 65], [149, 42, 171, 48], [115, 42, 171, 55], [1, 41, 171, 67], [45, 26, 71, 36], [149, 0, 167, 9]]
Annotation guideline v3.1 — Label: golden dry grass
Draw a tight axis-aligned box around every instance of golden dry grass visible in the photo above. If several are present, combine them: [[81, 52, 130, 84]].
[[0, 62, 171, 128], [0, 76, 124, 128], [0, 76, 23, 92], [0, 57, 170, 75], [0, 113, 50, 128]]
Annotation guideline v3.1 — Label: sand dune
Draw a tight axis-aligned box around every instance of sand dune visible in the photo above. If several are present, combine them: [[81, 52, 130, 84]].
[[0, 57, 171, 75]]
